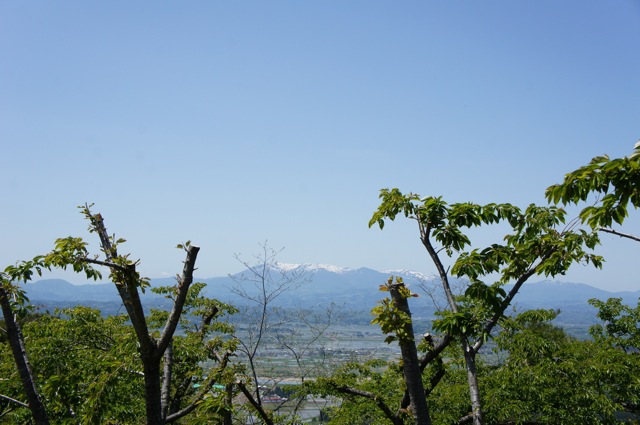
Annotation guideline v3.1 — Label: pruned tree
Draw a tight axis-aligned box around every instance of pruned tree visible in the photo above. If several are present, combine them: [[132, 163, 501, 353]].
[[372, 277, 431, 425], [369, 189, 602, 424], [1, 204, 236, 424], [54, 206, 205, 424], [313, 189, 602, 425]]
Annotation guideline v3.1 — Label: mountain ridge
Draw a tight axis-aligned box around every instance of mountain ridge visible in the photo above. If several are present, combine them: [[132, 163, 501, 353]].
[[21, 268, 638, 338], [24, 267, 639, 308]]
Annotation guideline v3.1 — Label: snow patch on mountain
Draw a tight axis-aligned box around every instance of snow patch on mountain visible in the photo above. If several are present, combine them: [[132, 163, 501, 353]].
[[270, 263, 435, 279], [533, 280, 590, 287], [272, 263, 353, 274], [384, 269, 436, 281]]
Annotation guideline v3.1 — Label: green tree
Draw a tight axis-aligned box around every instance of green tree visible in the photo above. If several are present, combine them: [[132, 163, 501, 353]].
[[310, 358, 407, 425], [589, 297, 640, 354], [0, 285, 48, 424], [0, 252, 82, 425], [546, 141, 640, 419], [0, 292, 238, 424], [482, 309, 640, 424], [1, 205, 237, 424], [308, 189, 599, 425], [546, 141, 640, 240], [0, 307, 145, 423], [367, 189, 601, 424], [588, 297, 640, 419]]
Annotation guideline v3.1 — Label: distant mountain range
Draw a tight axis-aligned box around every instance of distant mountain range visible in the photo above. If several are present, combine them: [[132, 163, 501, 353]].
[[22, 264, 639, 332]]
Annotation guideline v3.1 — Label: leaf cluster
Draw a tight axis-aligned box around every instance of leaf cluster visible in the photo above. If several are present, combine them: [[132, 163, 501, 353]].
[[546, 141, 640, 229], [370, 189, 522, 257], [484, 308, 640, 424], [589, 297, 640, 353], [371, 277, 418, 344], [371, 189, 602, 286], [453, 203, 602, 284]]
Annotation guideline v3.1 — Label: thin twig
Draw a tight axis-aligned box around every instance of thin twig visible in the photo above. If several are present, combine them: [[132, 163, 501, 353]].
[[599, 227, 640, 242], [0, 394, 28, 408]]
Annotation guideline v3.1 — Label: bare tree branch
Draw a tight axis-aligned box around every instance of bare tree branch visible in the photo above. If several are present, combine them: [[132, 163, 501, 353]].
[[88, 212, 153, 352], [237, 381, 275, 425], [229, 242, 312, 410], [472, 248, 556, 353], [157, 245, 200, 356], [327, 384, 404, 425], [419, 223, 458, 314], [81, 257, 130, 272], [599, 227, 640, 242], [0, 393, 28, 409]]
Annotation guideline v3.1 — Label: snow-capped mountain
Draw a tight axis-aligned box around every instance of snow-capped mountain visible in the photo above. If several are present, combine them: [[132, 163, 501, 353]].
[[268, 262, 435, 281], [270, 262, 354, 274], [383, 269, 436, 281], [24, 266, 639, 320]]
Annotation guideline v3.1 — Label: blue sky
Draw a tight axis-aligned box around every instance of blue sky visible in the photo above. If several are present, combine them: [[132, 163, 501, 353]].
[[1, 1, 639, 291]]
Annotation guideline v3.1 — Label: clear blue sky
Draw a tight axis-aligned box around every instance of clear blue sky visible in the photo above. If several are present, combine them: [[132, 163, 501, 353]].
[[1, 1, 639, 291]]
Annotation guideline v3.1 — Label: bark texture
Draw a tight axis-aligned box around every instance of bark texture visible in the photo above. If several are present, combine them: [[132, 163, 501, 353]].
[[0, 286, 49, 425], [88, 211, 200, 424], [389, 282, 432, 425]]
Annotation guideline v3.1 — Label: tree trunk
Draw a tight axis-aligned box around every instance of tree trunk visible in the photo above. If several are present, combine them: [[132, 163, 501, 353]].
[[223, 384, 233, 425], [142, 354, 164, 424], [463, 343, 483, 425], [161, 341, 173, 420], [388, 283, 432, 425], [0, 287, 49, 425], [87, 210, 202, 424]]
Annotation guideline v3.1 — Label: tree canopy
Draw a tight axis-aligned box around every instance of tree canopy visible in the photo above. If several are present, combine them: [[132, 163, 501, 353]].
[[546, 141, 640, 240]]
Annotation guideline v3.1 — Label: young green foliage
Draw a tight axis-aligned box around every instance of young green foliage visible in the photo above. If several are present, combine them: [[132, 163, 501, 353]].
[[546, 141, 640, 231], [368, 188, 603, 425], [589, 297, 640, 354], [0, 205, 242, 425], [484, 309, 640, 424], [371, 277, 419, 345]]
